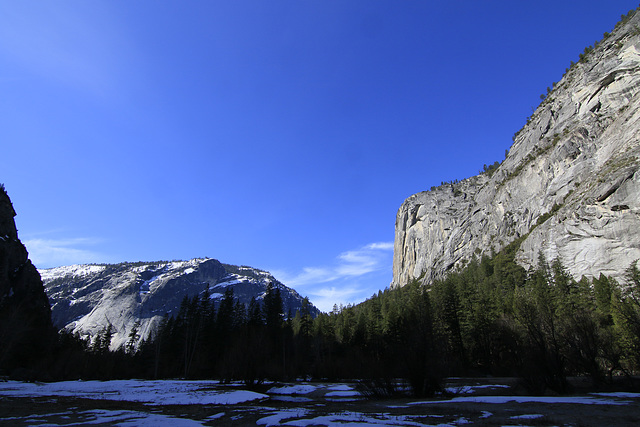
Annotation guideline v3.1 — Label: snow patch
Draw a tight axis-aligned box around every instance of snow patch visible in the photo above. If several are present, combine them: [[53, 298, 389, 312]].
[[257, 408, 310, 426], [207, 412, 226, 421], [409, 395, 632, 405], [263, 411, 427, 426], [511, 414, 544, 420], [445, 384, 510, 394], [214, 273, 251, 289], [139, 275, 163, 296], [326, 390, 359, 397], [0, 408, 202, 426], [592, 392, 640, 398], [39, 264, 106, 282], [214, 279, 243, 288], [0, 380, 267, 406], [325, 384, 359, 397], [327, 384, 354, 391], [271, 395, 313, 403], [267, 384, 319, 395]]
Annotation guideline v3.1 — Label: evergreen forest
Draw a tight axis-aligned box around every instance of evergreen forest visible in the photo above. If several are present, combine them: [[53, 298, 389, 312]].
[[44, 238, 640, 397]]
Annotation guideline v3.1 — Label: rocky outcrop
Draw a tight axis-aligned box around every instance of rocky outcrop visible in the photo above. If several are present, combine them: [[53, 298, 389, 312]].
[[0, 186, 53, 372], [41, 259, 318, 350], [393, 10, 640, 288]]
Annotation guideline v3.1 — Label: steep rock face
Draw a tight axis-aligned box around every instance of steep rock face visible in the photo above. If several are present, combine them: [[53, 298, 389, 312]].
[[393, 11, 640, 288], [0, 186, 52, 371], [41, 258, 318, 350]]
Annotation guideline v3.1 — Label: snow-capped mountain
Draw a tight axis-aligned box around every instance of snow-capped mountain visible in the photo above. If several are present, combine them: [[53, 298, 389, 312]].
[[41, 258, 317, 350]]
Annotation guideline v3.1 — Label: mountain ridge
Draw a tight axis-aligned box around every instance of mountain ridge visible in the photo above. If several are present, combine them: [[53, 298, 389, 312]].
[[41, 258, 318, 350]]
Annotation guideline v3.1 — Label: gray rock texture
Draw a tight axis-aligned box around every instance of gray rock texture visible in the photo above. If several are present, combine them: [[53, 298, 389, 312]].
[[393, 11, 640, 288], [41, 259, 317, 350]]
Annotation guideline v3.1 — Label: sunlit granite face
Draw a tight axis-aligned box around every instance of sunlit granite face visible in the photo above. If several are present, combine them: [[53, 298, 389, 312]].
[[393, 14, 640, 288]]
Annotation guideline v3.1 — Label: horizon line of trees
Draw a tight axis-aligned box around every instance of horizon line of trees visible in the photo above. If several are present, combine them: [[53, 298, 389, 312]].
[[27, 236, 640, 398]]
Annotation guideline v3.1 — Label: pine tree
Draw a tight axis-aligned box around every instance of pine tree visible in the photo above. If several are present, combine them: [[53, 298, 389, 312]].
[[264, 283, 284, 332], [92, 323, 114, 354], [125, 321, 141, 354]]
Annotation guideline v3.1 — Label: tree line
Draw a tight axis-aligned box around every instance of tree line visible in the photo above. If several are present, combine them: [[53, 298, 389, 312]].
[[36, 237, 640, 398], [310, 241, 640, 396]]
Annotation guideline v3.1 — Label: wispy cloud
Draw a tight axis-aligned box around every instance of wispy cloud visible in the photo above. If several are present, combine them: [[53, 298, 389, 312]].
[[23, 237, 113, 269], [275, 242, 393, 286], [309, 285, 365, 314], [272, 242, 394, 312], [364, 242, 394, 250]]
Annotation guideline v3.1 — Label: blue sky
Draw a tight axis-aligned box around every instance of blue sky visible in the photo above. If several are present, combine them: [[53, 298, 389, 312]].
[[2, 1, 637, 312]]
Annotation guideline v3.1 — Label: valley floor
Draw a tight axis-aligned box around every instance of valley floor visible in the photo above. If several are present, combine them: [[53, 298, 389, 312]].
[[0, 378, 639, 426]]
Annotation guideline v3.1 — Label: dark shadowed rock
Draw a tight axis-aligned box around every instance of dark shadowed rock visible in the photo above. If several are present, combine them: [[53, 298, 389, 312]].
[[0, 186, 53, 374]]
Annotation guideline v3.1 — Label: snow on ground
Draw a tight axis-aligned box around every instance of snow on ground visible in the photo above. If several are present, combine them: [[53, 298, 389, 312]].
[[0, 380, 267, 406], [326, 390, 360, 397], [510, 413, 544, 420], [326, 384, 359, 397], [592, 391, 640, 398], [1, 408, 203, 426], [258, 410, 429, 427], [266, 382, 360, 399], [409, 395, 632, 405], [325, 384, 362, 398], [444, 384, 510, 395], [206, 412, 226, 421], [271, 395, 313, 403], [256, 408, 310, 426], [327, 384, 353, 391], [2, 379, 638, 426], [267, 384, 320, 395]]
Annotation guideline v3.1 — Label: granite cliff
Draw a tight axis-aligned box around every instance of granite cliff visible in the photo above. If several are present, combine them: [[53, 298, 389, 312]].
[[0, 186, 52, 372], [393, 9, 640, 288]]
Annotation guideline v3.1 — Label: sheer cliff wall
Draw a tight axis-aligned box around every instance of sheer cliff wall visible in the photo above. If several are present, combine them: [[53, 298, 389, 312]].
[[393, 11, 640, 288]]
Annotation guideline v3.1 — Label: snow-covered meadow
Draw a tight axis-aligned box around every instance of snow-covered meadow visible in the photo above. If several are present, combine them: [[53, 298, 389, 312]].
[[0, 379, 268, 406], [1, 379, 639, 426]]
